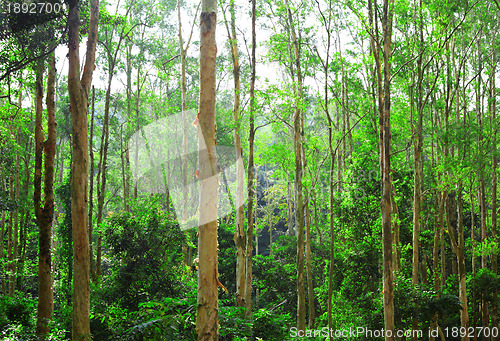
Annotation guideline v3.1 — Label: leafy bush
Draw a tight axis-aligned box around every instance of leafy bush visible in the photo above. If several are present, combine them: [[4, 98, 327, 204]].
[[99, 204, 187, 311], [0, 293, 36, 330], [252, 308, 292, 341]]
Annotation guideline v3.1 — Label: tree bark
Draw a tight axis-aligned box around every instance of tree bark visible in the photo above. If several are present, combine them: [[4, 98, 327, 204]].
[[380, 0, 395, 336], [446, 191, 469, 340], [67, 0, 99, 338], [489, 39, 498, 338], [223, 0, 246, 309], [8, 129, 20, 297], [305, 200, 315, 328], [7, 176, 13, 297], [284, 0, 306, 331], [411, 7, 424, 331], [244, 0, 257, 319], [196, 0, 219, 339], [0, 211, 5, 295], [178, 0, 189, 223], [88, 86, 96, 282], [35, 51, 56, 338]]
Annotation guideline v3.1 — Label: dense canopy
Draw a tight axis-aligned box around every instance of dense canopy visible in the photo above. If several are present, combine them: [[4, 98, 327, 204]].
[[0, 0, 499, 339]]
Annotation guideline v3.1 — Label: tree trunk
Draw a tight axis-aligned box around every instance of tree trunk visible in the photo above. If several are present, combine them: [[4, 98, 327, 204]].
[[244, 0, 257, 319], [305, 201, 315, 328], [196, 0, 219, 339], [322, 13, 335, 335], [391, 182, 400, 274], [381, 0, 395, 336], [284, 0, 306, 331], [88, 86, 96, 282], [7, 176, 13, 297], [489, 40, 498, 338], [178, 0, 189, 223], [474, 30, 489, 328], [0, 211, 5, 295], [446, 191, 469, 340], [96, 51, 118, 278], [67, 0, 99, 338], [222, 0, 246, 309], [287, 181, 294, 236], [125, 44, 133, 206], [8, 129, 20, 297], [35, 52, 56, 338]]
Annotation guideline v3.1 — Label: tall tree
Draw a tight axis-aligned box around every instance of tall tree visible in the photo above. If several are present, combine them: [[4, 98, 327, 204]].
[[34, 50, 56, 338], [222, 0, 246, 309], [375, 0, 396, 335], [489, 28, 497, 335], [67, 0, 99, 338], [284, 0, 306, 331], [245, 0, 257, 319], [196, 0, 219, 339]]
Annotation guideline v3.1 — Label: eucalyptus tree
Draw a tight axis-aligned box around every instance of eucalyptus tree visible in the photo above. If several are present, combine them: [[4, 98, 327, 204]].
[[221, 0, 247, 309], [368, 0, 396, 335], [34, 51, 56, 338], [245, 0, 257, 319], [67, 0, 99, 338], [310, 0, 337, 335], [196, 0, 219, 339], [487, 12, 498, 333]]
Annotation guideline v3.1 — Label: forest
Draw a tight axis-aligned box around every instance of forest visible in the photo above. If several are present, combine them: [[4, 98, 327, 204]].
[[0, 0, 499, 339]]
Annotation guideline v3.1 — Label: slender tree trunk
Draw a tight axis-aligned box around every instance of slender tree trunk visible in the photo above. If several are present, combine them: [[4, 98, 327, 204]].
[[380, 0, 395, 336], [133, 34, 144, 200], [0, 211, 5, 295], [13, 144, 20, 296], [430, 191, 446, 340], [178, 0, 189, 223], [35, 52, 56, 338], [125, 44, 133, 207], [196, 0, 219, 339], [8, 129, 20, 296], [244, 0, 256, 319], [120, 124, 128, 211], [178, 0, 191, 267], [95, 67, 115, 279], [222, 0, 246, 309], [305, 200, 315, 328], [327, 131, 335, 341], [88, 86, 96, 282], [287, 181, 294, 236], [411, 2, 425, 334], [490, 41, 498, 338], [67, 0, 99, 338], [391, 182, 400, 274], [446, 190, 469, 339], [411, 77, 423, 341], [255, 188, 259, 306], [284, 0, 306, 331], [474, 30, 489, 328], [7, 176, 13, 297], [322, 19, 336, 337]]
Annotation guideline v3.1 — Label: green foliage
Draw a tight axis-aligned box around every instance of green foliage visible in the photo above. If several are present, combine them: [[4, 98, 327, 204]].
[[98, 202, 187, 311], [219, 301, 252, 340], [393, 276, 462, 329], [120, 295, 197, 340], [253, 238, 298, 315], [252, 308, 292, 341], [469, 268, 500, 303], [0, 293, 36, 330]]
